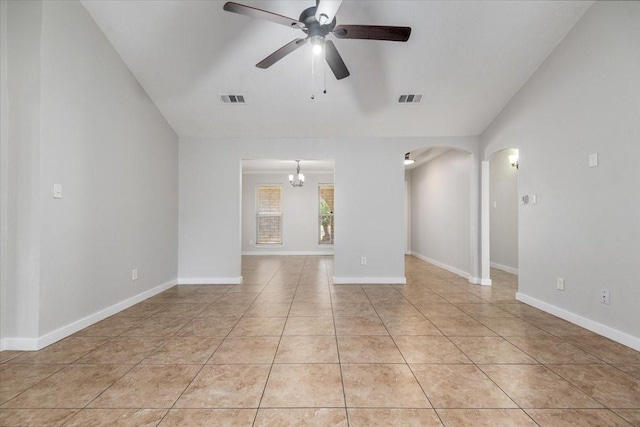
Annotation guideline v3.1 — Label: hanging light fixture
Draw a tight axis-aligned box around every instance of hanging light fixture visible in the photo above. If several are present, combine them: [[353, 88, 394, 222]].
[[404, 152, 415, 165], [289, 160, 305, 187]]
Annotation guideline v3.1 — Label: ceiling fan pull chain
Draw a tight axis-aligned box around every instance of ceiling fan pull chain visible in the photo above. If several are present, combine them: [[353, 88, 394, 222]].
[[311, 48, 316, 100], [323, 47, 327, 94]]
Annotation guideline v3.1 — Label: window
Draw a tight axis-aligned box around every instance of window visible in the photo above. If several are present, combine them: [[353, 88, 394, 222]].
[[319, 185, 334, 244], [256, 185, 282, 245]]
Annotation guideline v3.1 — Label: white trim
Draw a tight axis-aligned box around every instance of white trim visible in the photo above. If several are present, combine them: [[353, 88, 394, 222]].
[[491, 262, 519, 276], [470, 277, 492, 286], [178, 276, 243, 285], [0, 278, 177, 351], [333, 276, 407, 285], [516, 292, 640, 352], [410, 252, 491, 285], [242, 251, 333, 256]]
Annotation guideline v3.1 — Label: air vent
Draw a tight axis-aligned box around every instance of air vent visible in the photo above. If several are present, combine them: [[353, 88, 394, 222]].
[[397, 94, 423, 104], [220, 94, 246, 104]]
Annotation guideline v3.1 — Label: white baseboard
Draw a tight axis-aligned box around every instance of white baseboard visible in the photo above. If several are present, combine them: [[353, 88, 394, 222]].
[[491, 262, 519, 276], [410, 252, 491, 286], [178, 276, 243, 285], [0, 278, 178, 351], [333, 276, 407, 285], [516, 292, 640, 352], [242, 251, 334, 256]]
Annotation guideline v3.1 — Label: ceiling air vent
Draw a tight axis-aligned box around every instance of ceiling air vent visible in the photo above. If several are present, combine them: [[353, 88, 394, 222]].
[[220, 94, 246, 104], [397, 94, 423, 104]]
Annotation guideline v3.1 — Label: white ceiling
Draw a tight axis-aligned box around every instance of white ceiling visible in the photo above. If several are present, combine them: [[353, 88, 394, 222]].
[[82, 0, 592, 139], [243, 159, 334, 174]]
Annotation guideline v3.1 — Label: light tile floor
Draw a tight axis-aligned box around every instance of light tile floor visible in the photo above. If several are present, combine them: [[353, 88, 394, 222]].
[[1, 256, 639, 426]]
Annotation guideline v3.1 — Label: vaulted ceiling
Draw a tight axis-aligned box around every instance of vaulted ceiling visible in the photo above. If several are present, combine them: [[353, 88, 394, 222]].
[[82, 0, 592, 139]]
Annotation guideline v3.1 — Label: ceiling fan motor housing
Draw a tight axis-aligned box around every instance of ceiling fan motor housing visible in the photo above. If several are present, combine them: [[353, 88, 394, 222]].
[[300, 6, 336, 39]]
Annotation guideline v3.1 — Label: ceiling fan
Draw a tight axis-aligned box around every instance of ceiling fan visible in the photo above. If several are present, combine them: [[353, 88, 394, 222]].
[[223, 0, 411, 80]]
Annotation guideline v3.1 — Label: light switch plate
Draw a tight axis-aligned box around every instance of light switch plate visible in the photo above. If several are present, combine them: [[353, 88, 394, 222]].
[[53, 184, 63, 199]]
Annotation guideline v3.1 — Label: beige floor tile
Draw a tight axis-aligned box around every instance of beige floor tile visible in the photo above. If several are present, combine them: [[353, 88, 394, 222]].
[[283, 317, 335, 336], [229, 317, 286, 336], [254, 408, 347, 426], [261, 364, 344, 408], [526, 409, 632, 426], [455, 304, 514, 318], [342, 364, 430, 408], [429, 317, 497, 337], [9, 337, 110, 364], [332, 302, 377, 317], [209, 336, 280, 364], [506, 336, 603, 364], [151, 303, 209, 318], [244, 303, 292, 317], [89, 365, 200, 408], [449, 336, 537, 364], [479, 318, 551, 337], [415, 304, 466, 318], [411, 364, 517, 408], [0, 351, 25, 364], [75, 336, 166, 364], [347, 409, 441, 426], [334, 317, 389, 336], [198, 304, 249, 318], [74, 317, 143, 337], [288, 303, 333, 317], [337, 336, 404, 363], [615, 364, 640, 379], [116, 303, 164, 318], [381, 316, 442, 336], [614, 409, 640, 426], [175, 364, 270, 408], [119, 317, 190, 337], [64, 409, 167, 427], [1, 364, 64, 404], [436, 409, 536, 426], [2, 364, 131, 408], [159, 409, 256, 426], [275, 336, 339, 363], [480, 365, 603, 408], [141, 336, 222, 364], [394, 336, 471, 364], [566, 336, 640, 364], [548, 364, 640, 408], [0, 409, 78, 427], [175, 317, 239, 336]]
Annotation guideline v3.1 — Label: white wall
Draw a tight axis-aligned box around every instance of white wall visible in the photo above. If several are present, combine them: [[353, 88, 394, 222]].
[[1, 0, 43, 345], [410, 150, 472, 278], [1, 0, 179, 349], [489, 149, 518, 274], [482, 2, 640, 347], [179, 136, 480, 285], [241, 172, 334, 254]]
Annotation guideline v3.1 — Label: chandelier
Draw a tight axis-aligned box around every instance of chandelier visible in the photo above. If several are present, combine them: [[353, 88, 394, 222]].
[[289, 160, 305, 188]]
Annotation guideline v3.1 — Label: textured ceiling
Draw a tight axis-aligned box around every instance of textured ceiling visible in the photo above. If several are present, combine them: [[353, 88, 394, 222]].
[[82, 0, 592, 138]]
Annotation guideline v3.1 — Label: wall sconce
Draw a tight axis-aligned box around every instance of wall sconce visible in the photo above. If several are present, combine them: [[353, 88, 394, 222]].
[[508, 153, 519, 169], [404, 153, 415, 165]]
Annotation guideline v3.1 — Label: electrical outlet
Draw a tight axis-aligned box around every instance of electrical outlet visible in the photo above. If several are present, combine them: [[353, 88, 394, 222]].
[[360, 257, 367, 266], [601, 289, 610, 304], [557, 277, 565, 291], [132, 269, 138, 281], [589, 153, 598, 167]]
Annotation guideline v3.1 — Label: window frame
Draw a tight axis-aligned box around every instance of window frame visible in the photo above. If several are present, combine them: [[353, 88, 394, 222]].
[[318, 184, 334, 245], [255, 184, 283, 245]]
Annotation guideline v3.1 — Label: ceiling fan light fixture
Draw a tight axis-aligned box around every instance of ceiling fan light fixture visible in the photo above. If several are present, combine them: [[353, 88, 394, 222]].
[[310, 35, 324, 55]]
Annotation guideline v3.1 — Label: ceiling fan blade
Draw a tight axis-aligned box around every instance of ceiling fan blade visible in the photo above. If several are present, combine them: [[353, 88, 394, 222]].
[[315, 0, 343, 25], [223, 2, 303, 29], [256, 38, 308, 69], [324, 40, 350, 80], [333, 25, 411, 42]]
